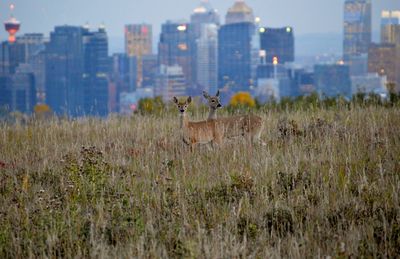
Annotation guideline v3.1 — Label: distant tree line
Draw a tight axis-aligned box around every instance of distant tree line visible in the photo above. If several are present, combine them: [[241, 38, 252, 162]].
[[1, 91, 399, 121]]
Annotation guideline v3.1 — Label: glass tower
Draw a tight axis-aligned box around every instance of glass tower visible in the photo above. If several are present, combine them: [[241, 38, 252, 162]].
[[190, 1, 220, 94], [45, 26, 85, 116], [218, 22, 258, 98], [125, 24, 152, 87], [259, 27, 294, 64], [343, 0, 372, 62], [83, 26, 109, 116], [158, 21, 194, 86]]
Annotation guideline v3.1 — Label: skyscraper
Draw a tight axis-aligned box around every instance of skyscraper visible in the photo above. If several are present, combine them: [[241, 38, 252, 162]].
[[218, 0, 259, 101], [259, 27, 294, 64], [196, 24, 218, 95], [343, 0, 372, 62], [0, 40, 26, 75], [314, 64, 352, 98], [158, 21, 194, 86], [218, 22, 259, 99], [225, 0, 255, 25], [13, 34, 46, 101], [0, 34, 43, 112], [83, 26, 109, 116], [45, 26, 85, 116], [381, 10, 400, 45], [190, 1, 219, 95], [15, 33, 45, 62], [125, 24, 152, 87]]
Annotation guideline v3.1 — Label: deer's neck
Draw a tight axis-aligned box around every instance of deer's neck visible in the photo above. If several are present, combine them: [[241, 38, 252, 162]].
[[208, 108, 217, 120], [180, 113, 189, 129]]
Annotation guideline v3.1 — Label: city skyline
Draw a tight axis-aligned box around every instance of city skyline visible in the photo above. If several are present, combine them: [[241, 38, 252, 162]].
[[1, 0, 398, 116], [2, 0, 399, 43]]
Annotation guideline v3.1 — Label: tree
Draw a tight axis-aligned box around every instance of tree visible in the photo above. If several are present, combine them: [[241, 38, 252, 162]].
[[229, 92, 256, 108]]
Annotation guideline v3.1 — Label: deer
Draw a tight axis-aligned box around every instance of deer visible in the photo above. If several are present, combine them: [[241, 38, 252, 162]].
[[173, 96, 223, 151], [202, 90, 266, 145]]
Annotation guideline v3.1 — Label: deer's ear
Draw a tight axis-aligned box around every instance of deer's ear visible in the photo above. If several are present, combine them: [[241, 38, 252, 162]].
[[173, 97, 178, 104], [216, 90, 220, 97], [187, 96, 192, 104], [203, 91, 210, 99]]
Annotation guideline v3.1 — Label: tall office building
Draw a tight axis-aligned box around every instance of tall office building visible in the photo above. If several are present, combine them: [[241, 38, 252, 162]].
[[14, 34, 46, 100], [155, 65, 187, 102], [83, 26, 109, 116], [381, 10, 400, 45], [15, 33, 46, 62], [368, 43, 400, 93], [218, 0, 259, 101], [343, 0, 372, 62], [259, 27, 294, 64], [0, 34, 43, 112], [196, 24, 218, 94], [0, 33, 45, 74], [218, 22, 259, 99], [0, 41, 26, 75], [45, 26, 85, 116], [158, 21, 194, 86], [190, 1, 220, 93], [225, 0, 255, 25], [125, 24, 152, 87], [314, 64, 352, 98]]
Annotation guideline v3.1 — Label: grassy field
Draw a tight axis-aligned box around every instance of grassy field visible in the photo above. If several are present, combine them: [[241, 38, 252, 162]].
[[0, 105, 399, 258]]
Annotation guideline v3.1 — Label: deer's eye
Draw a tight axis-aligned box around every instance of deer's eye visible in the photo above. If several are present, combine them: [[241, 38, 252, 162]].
[[211, 100, 215, 103]]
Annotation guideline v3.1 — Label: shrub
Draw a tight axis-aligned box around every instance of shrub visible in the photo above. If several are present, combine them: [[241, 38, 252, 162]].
[[137, 96, 165, 115]]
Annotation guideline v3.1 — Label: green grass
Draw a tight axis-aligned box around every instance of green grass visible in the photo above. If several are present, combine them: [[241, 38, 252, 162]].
[[0, 106, 399, 258]]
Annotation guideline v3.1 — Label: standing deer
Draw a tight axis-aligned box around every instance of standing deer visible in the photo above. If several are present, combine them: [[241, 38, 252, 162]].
[[203, 90, 265, 145], [173, 96, 223, 151]]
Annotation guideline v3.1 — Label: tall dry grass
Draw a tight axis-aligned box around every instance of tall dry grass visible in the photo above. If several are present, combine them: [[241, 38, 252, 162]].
[[0, 106, 399, 258]]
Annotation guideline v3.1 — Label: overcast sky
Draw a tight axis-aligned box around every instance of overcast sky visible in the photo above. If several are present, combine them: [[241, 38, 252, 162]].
[[1, 0, 399, 51]]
